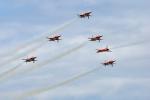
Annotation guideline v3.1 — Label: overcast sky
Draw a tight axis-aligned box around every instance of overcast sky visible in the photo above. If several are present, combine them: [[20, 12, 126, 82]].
[[0, 0, 150, 100]]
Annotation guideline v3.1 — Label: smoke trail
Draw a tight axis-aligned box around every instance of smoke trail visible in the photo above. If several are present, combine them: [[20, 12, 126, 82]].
[[51, 18, 78, 34], [0, 41, 45, 68], [24, 39, 149, 73], [0, 42, 87, 83], [23, 41, 88, 74], [17, 66, 101, 99], [0, 18, 78, 58], [0, 18, 78, 68], [0, 63, 24, 82], [112, 39, 149, 50]]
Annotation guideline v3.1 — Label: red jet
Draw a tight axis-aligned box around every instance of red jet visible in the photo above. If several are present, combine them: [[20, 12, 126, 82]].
[[47, 34, 62, 42], [22, 57, 37, 63], [102, 60, 116, 67], [96, 46, 111, 53], [79, 11, 92, 19], [88, 34, 103, 42]]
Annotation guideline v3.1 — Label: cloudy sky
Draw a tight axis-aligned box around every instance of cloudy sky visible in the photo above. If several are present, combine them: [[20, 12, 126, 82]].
[[0, 0, 150, 100]]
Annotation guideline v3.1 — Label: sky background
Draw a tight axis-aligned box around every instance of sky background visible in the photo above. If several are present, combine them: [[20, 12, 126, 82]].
[[0, 0, 150, 100]]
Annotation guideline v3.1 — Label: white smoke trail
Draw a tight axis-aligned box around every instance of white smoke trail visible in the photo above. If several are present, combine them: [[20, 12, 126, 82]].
[[17, 66, 101, 99], [23, 41, 88, 74], [0, 18, 78, 58], [0, 63, 24, 82], [112, 39, 149, 50], [0, 41, 45, 67], [0, 18, 78, 67], [0, 42, 87, 83]]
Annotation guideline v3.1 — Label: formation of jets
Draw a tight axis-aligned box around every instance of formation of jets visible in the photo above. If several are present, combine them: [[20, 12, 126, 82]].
[[22, 11, 116, 67]]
